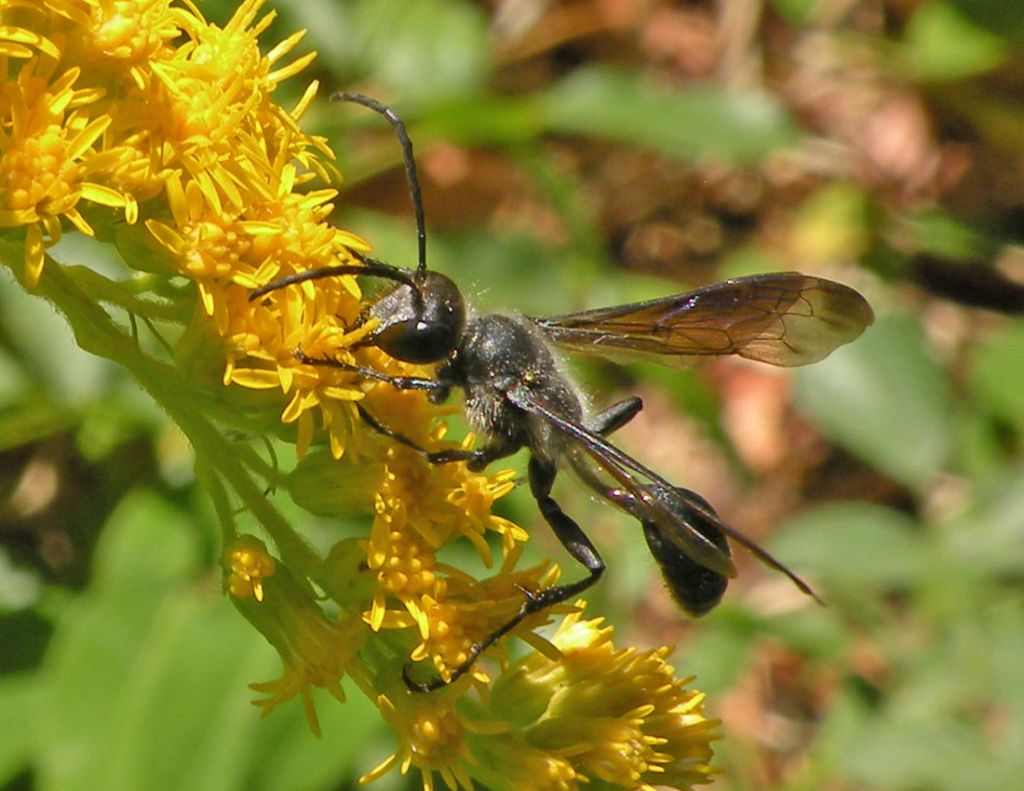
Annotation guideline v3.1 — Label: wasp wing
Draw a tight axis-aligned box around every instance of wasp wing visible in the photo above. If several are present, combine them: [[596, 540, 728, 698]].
[[533, 272, 874, 368], [507, 384, 737, 579], [509, 384, 823, 601]]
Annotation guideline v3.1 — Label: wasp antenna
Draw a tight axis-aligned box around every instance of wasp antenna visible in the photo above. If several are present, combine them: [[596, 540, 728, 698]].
[[333, 91, 428, 281], [248, 259, 418, 301]]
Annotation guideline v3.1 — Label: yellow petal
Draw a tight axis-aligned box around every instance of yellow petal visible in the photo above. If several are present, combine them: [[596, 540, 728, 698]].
[[230, 368, 284, 389], [291, 80, 319, 120], [282, 388, 319, 423], [266, 51, 317, 86], [66, 115, 112, 160], [145, 219, 186, 255], [24, 222, 44, 287], [298, 189, 337, 209], [296, 410, 313, 458], [0, 41, 34, 58], [198, 282, 216, 316], [323, 386, 364, 402], [359, 752, 398, 785], [277, 364, 293, 392], [164, 172, 188, 228], [237, 221, 281, 235], [0, 207, 39, 227], [63, 208, 95, 236], [194, 171, 223, 216], [80, 182, 127, 207], [123, 196, 138, 224], [265, 28, 306, 64], [211, 166, 243, 210]]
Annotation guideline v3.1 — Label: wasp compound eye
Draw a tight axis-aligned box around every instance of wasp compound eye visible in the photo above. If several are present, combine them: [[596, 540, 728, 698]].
[[367, 271, 466, 364], [374, 319, 457, 364]]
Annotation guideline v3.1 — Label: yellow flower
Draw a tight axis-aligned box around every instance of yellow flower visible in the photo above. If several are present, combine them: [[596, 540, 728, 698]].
[[466, 738, 581, 791], [407, 548, 563, 687], [225, 534, 277, 603], [3, 3, 722, 789], [0, 61, 129, 285], [362, 693, 475, 791], [360, 441, 542, 680], [363, 605, 718, 790], [57, 0, 183, 95], [226, 536, 367, 738], [485, 608, 720, 790]]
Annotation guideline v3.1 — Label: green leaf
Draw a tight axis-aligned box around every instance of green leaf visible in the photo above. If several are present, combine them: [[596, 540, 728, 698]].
[[971, 320, 1024, 433], [673, 617, 754, 695], [793, 314, 954, 489], [770, 0, 822, 25], [943, 461, 1024, 579], [0, 400, 76, 453], [287, 450, 383, 518], [270, 0, 351, 71], [34, 491, 371, 791], [0, 259, 116, 404], [902, 209, 996, 261], [947, 0, 1024, 39], [0, 674, 39, 785], [244, 683, 380, 791], [772, 502, 926, 589], [538, 67, 802, 164], [902, 1, 1008, 81], [348, 0, 490, 103], [839, 715, 990, 791]]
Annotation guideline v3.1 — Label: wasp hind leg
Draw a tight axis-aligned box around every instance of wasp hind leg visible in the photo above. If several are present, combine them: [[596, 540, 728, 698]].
[[591, 396, 643, 436], [404, 456, 605, 692]]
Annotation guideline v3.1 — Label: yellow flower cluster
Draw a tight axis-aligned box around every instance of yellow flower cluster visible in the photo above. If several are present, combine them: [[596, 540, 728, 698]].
[[1, 2, 719, 788], [360, 608, 719, 791]]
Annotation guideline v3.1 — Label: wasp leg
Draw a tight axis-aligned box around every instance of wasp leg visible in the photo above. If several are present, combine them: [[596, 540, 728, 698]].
[[564, 396, 643, 496], [402, 398, 640, 690], [591, 396, 643, 436], [355, 404, 434, 455], [405, 456, 604, 692], [294, 348, 446, 395], [355, 403, 517, 470]]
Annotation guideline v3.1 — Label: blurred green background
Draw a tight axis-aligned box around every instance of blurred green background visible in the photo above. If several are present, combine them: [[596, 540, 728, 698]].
[[3, 1, 1024, 789]]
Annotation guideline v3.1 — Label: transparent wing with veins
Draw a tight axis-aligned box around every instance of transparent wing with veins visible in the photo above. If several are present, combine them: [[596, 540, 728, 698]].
[[509, 385, 736, 578], [533, 272, 874, 368], [508, 385, 822, 601]]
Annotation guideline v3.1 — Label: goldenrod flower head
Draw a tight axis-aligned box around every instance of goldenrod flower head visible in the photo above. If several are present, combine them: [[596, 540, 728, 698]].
[[466, 738, 580, 791], [0, 60, 128, 284], [225, 536, 366, 737], [3, 3, 720, 788], [486, 608, 720, 789], [225, 533, 277, 603], [49, 0, 183, 112], [363, 692, 475, 791], [364, 605, 718, 791]]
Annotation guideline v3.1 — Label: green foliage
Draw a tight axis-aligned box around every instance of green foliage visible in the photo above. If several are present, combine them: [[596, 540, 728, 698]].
[[538, 67, 803, 164], [794, 314, 955, 490], [901, 1, 1008, 80], [0, 491, 380, 791]]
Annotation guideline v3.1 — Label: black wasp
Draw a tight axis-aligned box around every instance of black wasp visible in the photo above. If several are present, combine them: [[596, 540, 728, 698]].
[[251, 93, 875, 692]]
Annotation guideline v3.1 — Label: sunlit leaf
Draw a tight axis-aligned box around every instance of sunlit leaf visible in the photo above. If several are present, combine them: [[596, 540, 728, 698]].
[[538, 67, 802, 164], [794, 314, 954, 489], [772, 502, 926, 588], [902, 0, 1008, 81]]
